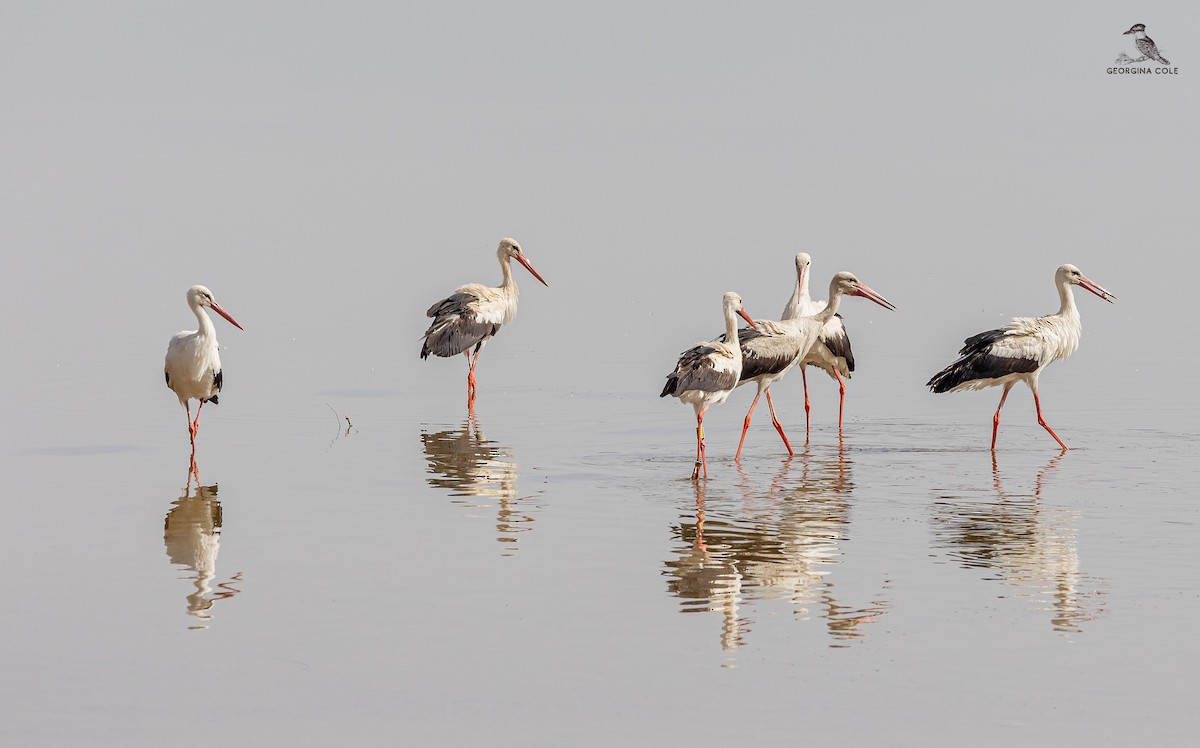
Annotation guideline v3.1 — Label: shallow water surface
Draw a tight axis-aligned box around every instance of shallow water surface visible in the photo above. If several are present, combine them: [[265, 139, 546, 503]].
[[3, 333, 1198, 747]]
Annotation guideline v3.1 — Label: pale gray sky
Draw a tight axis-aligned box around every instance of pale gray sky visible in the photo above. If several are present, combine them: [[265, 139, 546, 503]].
[[2, 1, 1197, 424]]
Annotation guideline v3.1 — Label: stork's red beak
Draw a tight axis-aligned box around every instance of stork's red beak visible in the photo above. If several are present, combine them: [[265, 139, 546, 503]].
[[850, 283, 897, 311], [1078, 275, 1117, 303], [515, 254, 549, 287], [210, 302, 244, 330], [737, 308, 758, 331]]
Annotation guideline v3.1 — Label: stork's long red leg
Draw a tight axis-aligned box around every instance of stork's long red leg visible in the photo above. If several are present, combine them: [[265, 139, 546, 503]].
[[765, 389, 794, 456], [735, 390, 764, 460], [800, 367, 812, 434], [1031, 383, 1068, 451], [992, 382, 1014, 451], [463, 351, 476, 399], [192, 400, 205, 438], [185, 402, 196, 445], [693, 404, 712, 480], [834, 369, 847, 432], [463, 346, 484, 410]]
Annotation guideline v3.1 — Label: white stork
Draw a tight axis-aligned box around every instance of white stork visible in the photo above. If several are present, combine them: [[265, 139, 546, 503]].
[[927, 264, 1116, 451], [782, 253, 857, 432], [164, 285, 244, 452], [661, 292, 758, 480], [421, 238, 549, 408], [731, 271, 895, 458]]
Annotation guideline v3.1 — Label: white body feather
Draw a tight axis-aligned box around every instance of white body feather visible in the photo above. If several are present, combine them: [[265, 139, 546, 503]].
[[456, 282, 519, 326], [165, 310, 222, 406], [677, 341, 741, 408]]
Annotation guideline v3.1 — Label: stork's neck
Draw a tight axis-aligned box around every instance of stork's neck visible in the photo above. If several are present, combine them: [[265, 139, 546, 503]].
[[1056, 279, 1080, 320], [192, 302, 216, 339], [723, 306, 743, 359], [499, 254, 518, 295], [782, 267, 811, 321], [813, 283, 844, 325]]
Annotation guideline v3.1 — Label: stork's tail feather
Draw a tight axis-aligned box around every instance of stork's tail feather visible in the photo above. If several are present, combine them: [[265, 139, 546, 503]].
[[660, 373, 679, 398], [926, 364, 967, 394]]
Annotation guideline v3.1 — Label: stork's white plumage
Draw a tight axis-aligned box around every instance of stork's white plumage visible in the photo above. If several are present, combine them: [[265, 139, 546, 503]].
[[661, 292, 758, 480], [927, 264, 1116, 451], [731, 271, 895, 458], [421, 238, 548, 409], [781, 253, 857, 432], [164, 285, 244, 453]]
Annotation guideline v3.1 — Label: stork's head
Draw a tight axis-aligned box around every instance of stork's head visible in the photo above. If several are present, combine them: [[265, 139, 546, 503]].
[[1057, 264, 1116, 303], [187, 285, 244, 330], [794, 252, 812, 285], [497, 237, 548, 287], [722, 291, 757, 330], [831, 271, 897, 311]]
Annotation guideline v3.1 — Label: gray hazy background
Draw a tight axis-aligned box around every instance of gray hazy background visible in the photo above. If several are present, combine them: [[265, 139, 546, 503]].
[[2, 2, 1198, 746], [4, 1, 1198, 424]]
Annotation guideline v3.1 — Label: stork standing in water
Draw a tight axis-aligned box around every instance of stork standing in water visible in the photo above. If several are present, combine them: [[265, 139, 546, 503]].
[[421, 238, 548, 409], [661, 292, 758, 480], [731, 272, 895, 458], [782, 253, 857, 433], [165, 285, 244, 454], [927, 264, 1116, 451]]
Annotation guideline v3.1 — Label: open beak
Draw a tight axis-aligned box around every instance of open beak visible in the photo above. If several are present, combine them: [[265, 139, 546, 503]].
[[210, 302, 245, 330], [737, 308, 758, 331], [1078, 275, 1117, 304], [850, 283, 897, 311], [515, 254, 549, 287]]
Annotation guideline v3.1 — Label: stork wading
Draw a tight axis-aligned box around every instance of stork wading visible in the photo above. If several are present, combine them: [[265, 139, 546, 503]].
[[927, 265, 1116, 451], [781, 253, 859, 434], [729, 270, 895, 459], [661, 292, 758, 480], [421, 238, 549, 409], [164, 285, 244, 456]]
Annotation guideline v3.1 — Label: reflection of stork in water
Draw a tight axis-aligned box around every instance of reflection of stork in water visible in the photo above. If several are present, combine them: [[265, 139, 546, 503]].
[[420, 415, 536, 556], [163, 480, 243, 629], [664, 445, 890, 650], [664, 480, 747, 650], [930, 453, 1106, 633]]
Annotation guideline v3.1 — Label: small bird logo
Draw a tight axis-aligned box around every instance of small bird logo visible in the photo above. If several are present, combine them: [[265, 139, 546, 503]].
[[1121, 23, 1170, 65]]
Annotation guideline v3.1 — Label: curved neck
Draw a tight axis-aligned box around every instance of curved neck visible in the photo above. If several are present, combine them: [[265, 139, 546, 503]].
[[499, 254, 517, 292], [1057, 279, 1078, 318], [723, 306, 742, 355], [814, 283, 843, 324], [191, 301, 216, 338]]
